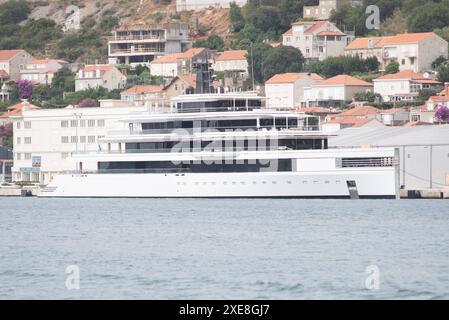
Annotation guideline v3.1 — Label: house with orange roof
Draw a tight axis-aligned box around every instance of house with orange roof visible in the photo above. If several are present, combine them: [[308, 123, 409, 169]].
[[75, 64, 126, 92], [373, 70, 442, 102], [282, 20, 354, 60], [0, 101, 40, 126], [409, 85, 449, 123], [214, 50, 248, 74], [0, 50, 34, 81], [303, 0, 362, 20], [163, 74, 222, 98], [345, 32, 448, 72], [322, 116, 383, 133], [149, 48, 207, 78], [265, 72, 324, 109], [20, 59, 69, 85], [120, 85, 165, 103], [302, 75, 373, 107]]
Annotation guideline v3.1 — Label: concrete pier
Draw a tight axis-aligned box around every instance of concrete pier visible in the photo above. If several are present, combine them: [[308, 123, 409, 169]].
[[400, 189, 449, 199], [0, 186, 41, 197]]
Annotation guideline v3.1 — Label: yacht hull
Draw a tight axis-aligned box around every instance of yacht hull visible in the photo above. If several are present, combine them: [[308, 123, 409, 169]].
[[40, 169, 397, 198]]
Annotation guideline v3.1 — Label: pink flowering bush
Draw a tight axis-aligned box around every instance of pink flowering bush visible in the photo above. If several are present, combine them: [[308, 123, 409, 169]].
[[17, 80, 33, 100], [435, 104, 449, 122], [78, 98, 98, 108]]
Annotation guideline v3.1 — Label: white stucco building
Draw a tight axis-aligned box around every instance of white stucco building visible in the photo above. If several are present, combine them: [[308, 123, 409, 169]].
[[373, 70, 442, 102], [345, 32, 449, 72], [265, 73, 323, 110], [20, 59, 68, 85], [214, 50, 248, 74], [302, 75, 373, 107], [11, 104, 147, 184], [149, 48, 207, 78], [0, 50, 34, 81], [283, 21, 354, 60]]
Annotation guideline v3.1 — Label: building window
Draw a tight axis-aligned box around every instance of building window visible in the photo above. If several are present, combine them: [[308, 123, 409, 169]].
[[61, 120, 69, 128], [80, 120, 86, 127], [17, 137, 21, 144], [24, 137, 32, 144], [62, 152, 69, 159], [97, 120, 105, 127], [71, 120, 78, 127], [16, 122, 21, 129], [71, 136, 78, 143], [24, 153, 32, 160], [61, 136, 69, 144], [88, 136, 96, 143], [16, 153, 21, 160], [88, 120, 95, 127], [80, 136, 86, 143], [401, 59, 406, 65], [24, 121, 31, 129]]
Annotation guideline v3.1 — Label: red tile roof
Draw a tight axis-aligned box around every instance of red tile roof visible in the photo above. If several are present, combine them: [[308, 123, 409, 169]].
[[316, 75, 372, 87], [325, 116, 372, 127], [0, 70, 8, 78], [151, 48, 206, 64], [28, 59, 68, 65], [216, 50, 247, 61], [338, 106, 380, 117], [266, 72, 323, 84], [0, 50, 24, 61], [283, 28, 293, 36], [346, 33, 434, 50], [79, 65, 114, 72], [122, 85, 164, 95], [375, 70, 438, 82], [0, 102, 40, 118]]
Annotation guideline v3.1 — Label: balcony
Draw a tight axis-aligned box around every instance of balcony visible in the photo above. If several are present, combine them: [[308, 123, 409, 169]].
[[109, 47, 165, 56], [108, 35, 165, 42]]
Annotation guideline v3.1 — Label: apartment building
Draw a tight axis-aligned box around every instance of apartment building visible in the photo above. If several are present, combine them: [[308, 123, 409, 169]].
[[345, 33, 449, 72], [75, 65, 127, 92], [108, 23, 192, 67], [265, 73, 324, 109], [11, 104, 147, 184], [373, 70, 442, 102], [283, 21, 354, 60], [303, 0, 362, 20], [176, 0, 246, 11], [0, 50, 34, 81], [149, 48, 207, 78], [20, 59, 68, 85], [302, 74, 373, 107]]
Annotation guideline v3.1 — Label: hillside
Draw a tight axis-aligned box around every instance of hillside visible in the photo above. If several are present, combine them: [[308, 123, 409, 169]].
[[9, 0, 230, 38]]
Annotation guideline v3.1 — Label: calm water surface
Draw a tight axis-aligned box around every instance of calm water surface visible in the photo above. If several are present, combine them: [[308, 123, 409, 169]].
[[0, 198, 449, 299]]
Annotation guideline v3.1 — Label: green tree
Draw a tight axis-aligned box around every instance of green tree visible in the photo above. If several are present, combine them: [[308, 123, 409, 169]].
[[384, 61, 400, 74], [194, 35, 225, 51], [247, 42, 272, 84], [0, 0, 30, 26], [262, 45, 304, 82], [407, 1, 449, 32], [229, 2, 245, 32], [437, 63, 449, 83]]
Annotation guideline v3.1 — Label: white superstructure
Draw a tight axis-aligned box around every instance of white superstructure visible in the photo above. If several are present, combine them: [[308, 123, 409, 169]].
[[40, 93, 400, 198]]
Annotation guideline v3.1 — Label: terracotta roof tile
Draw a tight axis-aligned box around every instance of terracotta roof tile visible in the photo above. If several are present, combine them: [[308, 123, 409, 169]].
[[79, 64, 114, 72], [346, 33, 435, 50], [266, 73, 323, 84], [375, 70, 433, 81], [338, 106, 380, 117], [151, 48, 206, 64], [216, 50, 247, 61], [0, 102, 40, 118], [316, 75, 372, 87], [0, 70, 9, 78], [0, 50, 24, 61], [325, 116, 371, 127], [122, 85, 164, 95]]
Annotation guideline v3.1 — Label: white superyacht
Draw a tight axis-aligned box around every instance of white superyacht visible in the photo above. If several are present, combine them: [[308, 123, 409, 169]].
[[40, 92, 400, 199]]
